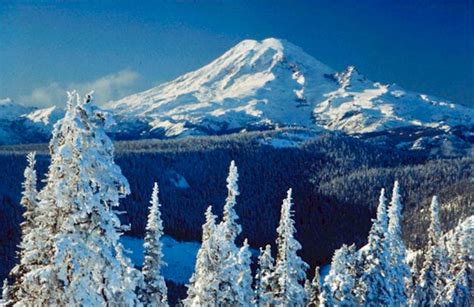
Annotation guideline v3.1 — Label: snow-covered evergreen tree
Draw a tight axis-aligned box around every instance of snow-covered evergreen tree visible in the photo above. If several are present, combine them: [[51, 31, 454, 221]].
[[272, 188, 308, 306], [387, 181, 410, 305], [411, 196, 449, 306], [185, 197, 252, 306], [184, 206, 220, 306], [221, 160, 242, 242], [19, 152, 38, 236], [358, 188, 395, 306], [211, 161, 250, 306], [320, 244, 358, 306], [306, 266, 321, 307], [11, 92, 142, 306], [237, 239, 254, 305], [8, 152, 38, 302], [254, 244, 275, 306], [438, 216, 472, 306], [140, 182, 168, 306]]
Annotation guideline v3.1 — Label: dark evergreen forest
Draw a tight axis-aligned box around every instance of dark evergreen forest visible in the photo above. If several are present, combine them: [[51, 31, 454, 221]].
[[0, 129, 472, 283]]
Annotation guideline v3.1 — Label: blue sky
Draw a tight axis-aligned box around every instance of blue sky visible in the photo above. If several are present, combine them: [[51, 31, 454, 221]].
[[1, 0, 472, 107]]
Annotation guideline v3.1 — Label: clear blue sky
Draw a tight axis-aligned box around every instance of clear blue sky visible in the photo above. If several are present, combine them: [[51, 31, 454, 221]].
[[1, 0, 473, 107]]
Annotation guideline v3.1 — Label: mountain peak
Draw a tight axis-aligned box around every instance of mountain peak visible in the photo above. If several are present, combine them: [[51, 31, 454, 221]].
[[105, 38, 473, 137]]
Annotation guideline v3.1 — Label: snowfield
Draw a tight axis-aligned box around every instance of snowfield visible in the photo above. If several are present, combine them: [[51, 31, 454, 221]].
[[120, 235, 200, 284], [120, 235, 260, 285]]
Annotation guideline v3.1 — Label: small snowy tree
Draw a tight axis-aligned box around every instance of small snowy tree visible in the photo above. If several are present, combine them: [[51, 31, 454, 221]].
[[358, 188, 395, 306], [140, 182, 168, 306], [8, 152, 38, 302], [306, 266, 321, 307], [237, 239, 254, 304], [254, 245, 275, 306], [320, 244, 358, 306], [272, 189, 309, 306], [411, 196, 449, 306], [387, 181, 410, 305], [19, 152, 38, 236]]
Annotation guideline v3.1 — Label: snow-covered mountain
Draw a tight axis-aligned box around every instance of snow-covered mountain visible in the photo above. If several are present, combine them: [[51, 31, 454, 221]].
[[0, 98, 34, 120], [106, 38, 473, 137], [0, 99, 61, 145], [1, 38, 473, 145]]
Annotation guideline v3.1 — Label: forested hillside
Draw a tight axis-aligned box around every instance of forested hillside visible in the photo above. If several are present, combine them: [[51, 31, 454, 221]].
[[1, 129, 471, 283]]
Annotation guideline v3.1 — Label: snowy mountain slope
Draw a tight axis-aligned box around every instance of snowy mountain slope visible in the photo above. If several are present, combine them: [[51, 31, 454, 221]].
[[0, 99, 59, 145], [0, 98, 34, 120], [23, 105, 63, 125], [313, 67, 472, 133], [106, 38, 474, 137]]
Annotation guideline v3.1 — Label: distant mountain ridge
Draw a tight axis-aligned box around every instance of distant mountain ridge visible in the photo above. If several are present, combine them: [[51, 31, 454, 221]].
[[1, 38, 473, 145]]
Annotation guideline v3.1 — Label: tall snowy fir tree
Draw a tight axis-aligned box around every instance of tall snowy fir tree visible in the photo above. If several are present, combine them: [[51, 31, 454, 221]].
[[411, 196, 449, 306], [9, 92, 142, 306], [140, 182, 168, 306], [8, 152, 38, 303], [272, 189, 308, 306], [358, 188, 395, 306], [306, 266, 321, 307], [221, 160, 242, 242], [254, 245, 275, 306], [319, 244, 358, 306], [186, 162, 252, 306], [212, 161, 250, 306], [184, 206, 219, 306], [387, 181, 410, 305]]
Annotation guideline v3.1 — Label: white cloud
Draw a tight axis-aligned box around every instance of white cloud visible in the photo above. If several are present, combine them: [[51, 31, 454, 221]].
[[21, 70, 140, 107]]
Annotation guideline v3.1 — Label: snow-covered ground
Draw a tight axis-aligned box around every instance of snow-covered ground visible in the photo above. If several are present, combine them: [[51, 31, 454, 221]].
[[120, 235, 263, 284], [120, 235, 200, 284]]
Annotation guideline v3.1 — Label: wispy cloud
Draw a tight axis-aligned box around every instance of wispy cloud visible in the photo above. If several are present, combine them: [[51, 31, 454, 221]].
[[21, 70, 140, 107]]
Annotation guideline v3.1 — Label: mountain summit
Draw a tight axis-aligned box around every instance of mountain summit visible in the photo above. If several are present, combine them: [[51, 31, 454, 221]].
[[106, 38, 473, 137]]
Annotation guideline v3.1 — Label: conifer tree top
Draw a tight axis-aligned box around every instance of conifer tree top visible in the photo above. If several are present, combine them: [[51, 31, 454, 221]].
[[388, 180, 402, 237], [429, 196, 442, 241], [221, 160, 241, 241]]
